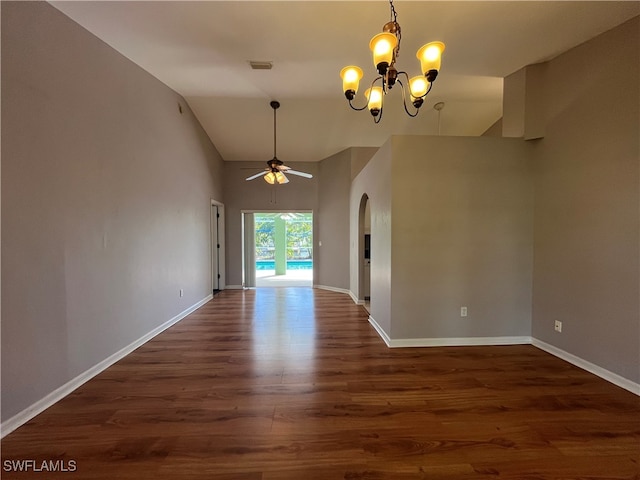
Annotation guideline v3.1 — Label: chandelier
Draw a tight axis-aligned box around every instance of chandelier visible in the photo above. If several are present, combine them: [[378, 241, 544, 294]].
[[340, 0, 445, 123]]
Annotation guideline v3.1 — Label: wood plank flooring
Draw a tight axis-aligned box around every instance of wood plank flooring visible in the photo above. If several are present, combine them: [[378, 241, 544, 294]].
[[2, 288, 639, 479]]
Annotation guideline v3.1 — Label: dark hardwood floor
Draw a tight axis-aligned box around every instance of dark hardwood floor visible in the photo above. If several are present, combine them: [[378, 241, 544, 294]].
[[2, 288, 639, 479]]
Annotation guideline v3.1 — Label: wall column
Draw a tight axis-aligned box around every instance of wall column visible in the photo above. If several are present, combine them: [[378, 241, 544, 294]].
[[274, 216, 287, 275]]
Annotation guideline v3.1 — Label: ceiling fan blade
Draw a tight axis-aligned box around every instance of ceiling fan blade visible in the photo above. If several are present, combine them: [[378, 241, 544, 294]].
[[245, 171, 267, 181], [278, 164, 291, 171], [286, 169, 313, 179]]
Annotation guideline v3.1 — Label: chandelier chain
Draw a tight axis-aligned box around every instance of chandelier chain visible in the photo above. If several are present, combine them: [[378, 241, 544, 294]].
[[389, 0, 397, 22], [389, 0, 401, 59]]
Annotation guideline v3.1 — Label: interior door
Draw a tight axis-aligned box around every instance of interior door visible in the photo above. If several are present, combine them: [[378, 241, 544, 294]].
[[211, 202, 226, 293]]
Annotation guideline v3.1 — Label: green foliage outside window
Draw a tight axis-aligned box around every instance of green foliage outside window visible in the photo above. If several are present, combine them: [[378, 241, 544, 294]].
[[254, 213, 312, 260]]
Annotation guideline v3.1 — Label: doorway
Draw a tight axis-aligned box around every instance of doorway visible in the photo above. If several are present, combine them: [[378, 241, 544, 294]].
[[211, 201, 226, 294], [243, 212, 313, 288], [359, 195, 371, 309]]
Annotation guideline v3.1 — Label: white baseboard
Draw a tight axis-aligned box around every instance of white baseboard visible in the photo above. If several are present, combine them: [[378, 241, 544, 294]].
[[314, 285, 350, 296], [387, 336, 532, 348], [313, 285, 364, 305], [532, 338, 640, 396], [0, 294, 213, 439], [365, 320, 639, 396], [368, 315, 391, 346], [225, 285, 244, 290], [367, 317, 530, 349], [350, 291, 364, 305]]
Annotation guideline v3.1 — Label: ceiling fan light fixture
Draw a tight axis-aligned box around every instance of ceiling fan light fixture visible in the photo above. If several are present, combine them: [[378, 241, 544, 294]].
[[340, 0, 445, 123], [264, 171, 276, 184], [245, 101, 313, 185], [274, 171, 289, 184]]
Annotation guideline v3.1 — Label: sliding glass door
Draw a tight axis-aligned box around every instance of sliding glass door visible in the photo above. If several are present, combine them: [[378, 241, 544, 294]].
[[243, 212, 313, 287]]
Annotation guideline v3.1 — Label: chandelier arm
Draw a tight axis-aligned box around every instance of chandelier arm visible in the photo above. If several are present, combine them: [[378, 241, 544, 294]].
[[348, 98, 369, 112], [424, 81, 434, 97], [397, 70, 435, 99], [347, 76, 384, 111], [396, 78, 420, 118]]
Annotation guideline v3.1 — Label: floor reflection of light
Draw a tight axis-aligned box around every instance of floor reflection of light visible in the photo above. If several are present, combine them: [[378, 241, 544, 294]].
[[255, 268, 313, 287], [251, 289, 316, 376]]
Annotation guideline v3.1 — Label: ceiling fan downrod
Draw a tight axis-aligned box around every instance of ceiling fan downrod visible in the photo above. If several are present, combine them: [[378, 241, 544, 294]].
[[244, 100, 313, 185]]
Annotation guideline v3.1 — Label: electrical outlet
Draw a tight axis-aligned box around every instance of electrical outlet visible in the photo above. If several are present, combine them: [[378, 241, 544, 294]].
[[180, 289, 184, 298], [554, 320, 562, 332], [460, 307, 468, 317]]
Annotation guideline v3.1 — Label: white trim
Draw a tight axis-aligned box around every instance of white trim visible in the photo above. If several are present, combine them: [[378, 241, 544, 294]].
[[387, 336, 532, 348], [314, 285, 351, 296], [0, 295, 213, 439], [368, 315, 391, 347], [366, 319, 531, 349], [224, 285, 245, 290], [313, 285, 363, 305], [532, 338, 640, 396], [350, 291, 364, 305], [364, 324, 639, 395]]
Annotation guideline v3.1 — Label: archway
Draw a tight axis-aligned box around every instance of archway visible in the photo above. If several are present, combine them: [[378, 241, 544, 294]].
[[358, 194, 371, 309]]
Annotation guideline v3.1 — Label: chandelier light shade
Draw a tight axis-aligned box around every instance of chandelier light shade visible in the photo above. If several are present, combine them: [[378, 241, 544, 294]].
[[365, 86, 384, 115], [340, 66, 364, 99], [370, 32, 398, 74], [417, 41, 445, 80], [340, 0, 445, 123], [409, 76, 428, 98]]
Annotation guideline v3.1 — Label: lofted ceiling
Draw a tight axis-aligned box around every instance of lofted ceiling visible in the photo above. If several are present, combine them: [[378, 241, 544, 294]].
[[50, 1, 639, 163]]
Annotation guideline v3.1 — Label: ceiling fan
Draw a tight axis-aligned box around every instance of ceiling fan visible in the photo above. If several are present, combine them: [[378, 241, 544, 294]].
[[245, 101, 313, 185]]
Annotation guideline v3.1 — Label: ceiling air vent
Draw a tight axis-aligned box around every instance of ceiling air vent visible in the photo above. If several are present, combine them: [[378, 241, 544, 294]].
[[249, 61, 273, 70]]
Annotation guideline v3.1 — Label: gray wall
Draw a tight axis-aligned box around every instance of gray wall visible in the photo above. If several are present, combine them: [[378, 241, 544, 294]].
[[351, 147, 379, 180], [1, 2, 224, 421], [482, 118, 503, 137], [315, 147, 378, 290], [223, 161, 319, 287], [317, 149, 351, 289], [502, 64, 546, 140], [390, 136, 533, 339], [531, 17, 639, 382], [350, 141, 393, 332]]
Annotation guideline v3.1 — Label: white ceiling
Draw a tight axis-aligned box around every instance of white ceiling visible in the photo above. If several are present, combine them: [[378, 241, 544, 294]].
[[50, 1, 639, 163]]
